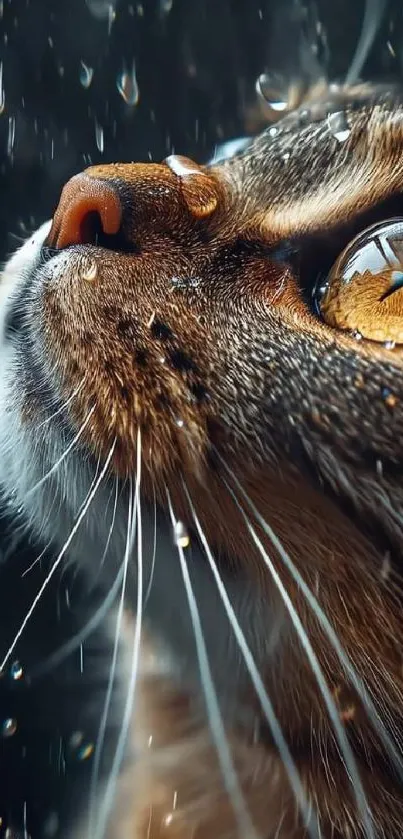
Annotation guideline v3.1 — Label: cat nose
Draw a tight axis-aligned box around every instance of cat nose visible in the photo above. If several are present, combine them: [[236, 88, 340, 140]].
[[46, 172, 123, 249]]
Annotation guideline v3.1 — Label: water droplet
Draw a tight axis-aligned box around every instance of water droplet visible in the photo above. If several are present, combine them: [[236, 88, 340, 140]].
[[79, 60, 94, 89], [116, 62, 139, 106], [160, 0, 173, 13], [77, 742, 94, 760], [173, 521, 190, 548], [376, 459, 383, 478], [381, 551, 391, 581], [7, 116, 15, 157], [69, 730, 83, 748], [384, 340, 396, 350], [10, 660, 23, 680], [327, 111, 350, 143], [86, 0, 116, 19], [255, 74, 288, 112], [2, 718, 17, 737], [163, 813, 174, 827], [382, 387, 397, 407], [352, 330, 362, 341], [82, 259, 98, 282], [95, 120, 104, 154], [171, 275, 200, 291], [43, 812, 59, 838], [175, 418, 184, 428], [0, 62, 5, 114]]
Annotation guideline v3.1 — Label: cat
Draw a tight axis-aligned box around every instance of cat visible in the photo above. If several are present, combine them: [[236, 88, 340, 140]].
[[1, 81, 403, 838]]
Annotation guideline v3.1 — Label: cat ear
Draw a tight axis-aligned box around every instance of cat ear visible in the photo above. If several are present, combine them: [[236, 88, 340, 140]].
[[164, 155, 220, 219]]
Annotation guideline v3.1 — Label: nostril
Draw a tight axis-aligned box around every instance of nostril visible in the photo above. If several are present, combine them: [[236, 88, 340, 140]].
[[46, 172, 123, 250], [78, 210, 105, 246]]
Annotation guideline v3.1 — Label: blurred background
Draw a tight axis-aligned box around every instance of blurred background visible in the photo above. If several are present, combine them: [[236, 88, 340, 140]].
[[0, 0, 402, 261]]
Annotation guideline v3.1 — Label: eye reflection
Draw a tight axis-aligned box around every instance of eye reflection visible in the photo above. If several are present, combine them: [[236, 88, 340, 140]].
[[319, 217, 403, 344]]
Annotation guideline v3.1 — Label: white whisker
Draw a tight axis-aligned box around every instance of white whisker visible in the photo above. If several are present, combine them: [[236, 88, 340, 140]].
[[36, 376, 86, 429], [88, 479, 136, 839], [242, 507, 374, 839], [29, 562, 126, 680], [99, 477, 120, 569], [181, 479, 320, 839], [0, 438, 116, 672], [143, 481, 157, 609], [26, 404, 96, 499], [166, 488, 260, 839], [21, 541, 51, 577], [93, 427, 143, 839], [217, 454, 403, 782]]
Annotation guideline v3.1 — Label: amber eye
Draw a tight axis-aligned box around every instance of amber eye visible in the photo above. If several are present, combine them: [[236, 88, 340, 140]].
[[319, 218, 403, 345]]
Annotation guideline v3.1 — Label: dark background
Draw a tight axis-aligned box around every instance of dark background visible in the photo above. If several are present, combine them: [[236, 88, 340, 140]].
[[0, 1, 403, 837], [0, 0, 402, 262]]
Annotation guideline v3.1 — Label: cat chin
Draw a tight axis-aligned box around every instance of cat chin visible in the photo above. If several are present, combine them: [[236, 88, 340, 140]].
[[0, 218, 283, 739]]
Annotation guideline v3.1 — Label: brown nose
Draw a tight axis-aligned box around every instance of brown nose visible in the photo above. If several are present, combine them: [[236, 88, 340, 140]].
[[46, 172, 122, 249]]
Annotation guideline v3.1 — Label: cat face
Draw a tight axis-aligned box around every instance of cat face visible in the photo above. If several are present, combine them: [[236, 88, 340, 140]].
[[1, 84, 403, 837]]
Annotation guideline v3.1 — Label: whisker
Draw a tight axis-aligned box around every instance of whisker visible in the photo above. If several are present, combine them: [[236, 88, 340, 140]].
[[36, 376, 87, 429], [92, 427, 143, 839], [29, 561, 126, 680], [21, 541, 51, 577], [26, 404, 96, 499], [143, 480, 157, 609], [345, 0, 386, 85], [167, 488, 261, 839], [99, 477, 120, 569], [216, 453, 403, 781], [0, 439, 116, 672], [181, 478, 320, 839], [240, 503, 374, 839], [88, 477, 136, 839]]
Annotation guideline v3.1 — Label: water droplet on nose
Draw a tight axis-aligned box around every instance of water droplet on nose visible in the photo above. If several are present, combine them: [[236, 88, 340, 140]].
[[79, 60, 94, 89], [10, 660, 23, 680], [327, 111, 350, 143], [116, 63, 139, 106], [255, 74, 288, 112], [82, 259, 98, 282], [2, 718, 17, 737], [173, 521, 190, 548]]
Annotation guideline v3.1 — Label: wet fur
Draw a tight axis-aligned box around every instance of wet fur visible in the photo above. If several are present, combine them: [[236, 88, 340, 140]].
[[1, 84, 403, 837]]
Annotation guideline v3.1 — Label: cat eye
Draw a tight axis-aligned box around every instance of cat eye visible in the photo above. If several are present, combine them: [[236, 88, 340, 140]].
[[318, 218, 403, 345]]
